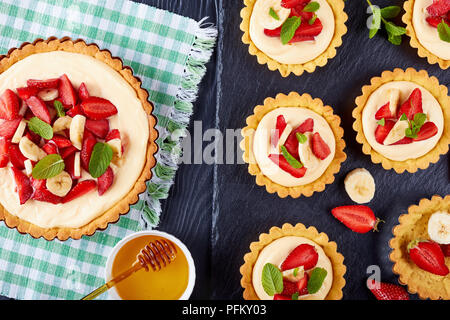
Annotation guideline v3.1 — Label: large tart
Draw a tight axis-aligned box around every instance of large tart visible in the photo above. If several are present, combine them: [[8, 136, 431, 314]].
[[240, 222, 346, 300], [403, 0, 450, 69], [240, 0, 347, 77], [353, 68, 450, 174], [240, 92, 346, 198], [0, 38, 158, 240]]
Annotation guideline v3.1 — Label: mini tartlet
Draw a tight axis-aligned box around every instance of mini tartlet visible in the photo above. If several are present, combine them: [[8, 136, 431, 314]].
[[403, 0, 450, 69], [240, 92, 346, 198], [353, 68, 450, 174], [240, 222, 346, 300], [240, 0, 348, 77], [390, 195, 450, 300], [0, 38, 158, 240]]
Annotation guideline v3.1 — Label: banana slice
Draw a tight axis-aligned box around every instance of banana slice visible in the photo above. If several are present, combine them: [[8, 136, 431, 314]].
[[46, 171, 72, 197], [298, 132, 320, 170], [253, 0, 291, 30], [344, 168, 375, 204], [428, 211, 450, 244], [282, 266, 305, 282], [74, 152, 81, 178], [70, 114, 86, 150], [383, 119, 408, 145], [24, 159, 33, 176], [387, 89, 400, 116], [53, 116, 72, 133], [11, 119, 27, 144], [107, 138, 122, 158], [38, 89, 59, 101], [19, 136, 47, 162]]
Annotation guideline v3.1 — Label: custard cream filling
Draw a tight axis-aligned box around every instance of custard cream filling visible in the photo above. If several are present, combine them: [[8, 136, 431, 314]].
[[249, 0, 335, 64], [362, 81, 444, 161], [0, 51, 149, 229]]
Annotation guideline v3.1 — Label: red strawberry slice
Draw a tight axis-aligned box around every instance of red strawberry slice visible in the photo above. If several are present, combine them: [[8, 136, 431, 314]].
[[85, 119, 110, 139], [66, 104, 84, 117], [0, 89, 20, 120], [408, 240, 449, 276], [281, 0, 309, 9], [290, 35, 315, 42], [297, 273, 309, 295], [331, 205, 382, 233], [268, 154, 307, 178], [414, 122, 438, 141], [264, 26, 282, 37], [281, 279, 298, 296], [375, 102, 393, 120], [391, 137, 413, 145], [16, 86, 39, 100], [78, 82, 90, 101], [284, 118, 314, 159], [26, 96, 52, 124], [367, 279, 409, 300], [281, 244, 319, 271], [64, 153, 78, 179], [397, 88, 422, 120], [291, 4, 314, 20], [62, 180, 96, 203], [27, 78, 60, 90], [81, 131, 97, 171], [98, 166, 114, 196], [427, 0, 450, 17], [105, 129, 121, 141], [271, 115, 287, 147], [426, 16, 443, 28], [0, 154, 8, 167], [31, 177, 46, 190], [58, 74, 77, 107], [291, 18, 323, 41], [25, 130, 41, 145], [32, 188, 62, 204], [11, 167, 33, 204], [0, 117, 23, 139], [0, 138, 10, 168], [441, 244, 450, 257], [8, 144, 27, 170], [375, 120, 396, 144], [81, 97, 118, 120], [273, 294, 291, 300], [51, 134, 72, 149], [311, 132, 331, 160], [60, 145, 78, 159], [42, 142, 58, 155]]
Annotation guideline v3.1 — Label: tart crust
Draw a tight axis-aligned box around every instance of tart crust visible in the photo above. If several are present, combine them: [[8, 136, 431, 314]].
[[0, 37, 158, 240], [403, 0, 450, 70], [239, 222, 346, 300], [353, 68, 450, 174], [240, 92, 346, 198], [240, 0, 348, 77], [389, 195, 450, 300]]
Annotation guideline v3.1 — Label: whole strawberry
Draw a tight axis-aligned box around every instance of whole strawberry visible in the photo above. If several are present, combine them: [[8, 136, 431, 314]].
[[367, 279, 409, 300], [331, 205, 383, 233], [408, 240, 449, 276]]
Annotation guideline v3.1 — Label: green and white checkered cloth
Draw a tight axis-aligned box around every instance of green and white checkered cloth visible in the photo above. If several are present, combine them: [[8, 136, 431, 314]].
[[0, 0, 216, 299]]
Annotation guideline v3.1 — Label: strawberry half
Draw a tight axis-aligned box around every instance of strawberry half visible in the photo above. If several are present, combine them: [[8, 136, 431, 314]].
[[397, 88, 422, 120], [32, 188, 62, 204], [81, 130, 97, 171], [64, 153, 78, 179], [42, 142, 58, 155], [0, 89, 20, 120], [60, 145, 78, 159], [62, 180, 97, 203], [66, 104, 84, 117], [268, 154, 307, 178], [16, 86, 39, 100], [280, 243, 319, 271], [31, 177, 46, 190], [85, 119, 110, 139], [375, 120, 395, 144], [375, 102, 393, 120], [284, 118, 314, 159], [408, 240, 449, 276], [427, 0, 450, 17], [391, 137, 413, 145], [271, 115, 287, 147], [290, 19, 323, 43], [26, 96, 52, 124], [281, 279, 298, 296], [426, 16, 443, 28], [105, 129, 121, 141], [27, 78, 60, 90], [331, 205, 382, 233], [98, 166, 114, 196], [58, 74, 77, 107], [78, 82, 90, 101], [51, 134, 72, 149], [81, 97, 118, 120], [11, 167, 33, 204], [367, 279, 409, 300], [273, 294, 291, 300], [414, 122, 438, 141], [8, 144, 27, 170], [0, 117, 23, 139], [311, 132, 331, 160], [0, 138, 10, 168]]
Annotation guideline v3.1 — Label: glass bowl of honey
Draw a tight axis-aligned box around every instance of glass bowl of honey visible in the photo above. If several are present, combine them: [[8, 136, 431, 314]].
[[105, 230, 195, 300]]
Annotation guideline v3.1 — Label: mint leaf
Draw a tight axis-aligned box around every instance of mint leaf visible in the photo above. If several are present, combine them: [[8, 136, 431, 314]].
[[384, 21, 406, 36], [388, 33, 402, 45], [89, 142, 113, 178], [413, 113, 427, 128], [28, 117, 53, 140], [303, 1, 320, 12], [307, 267, 328, 294], [291, 292, 299, 300], [437, 20, 450, 43], [380, 6, 401, 19], [309, 14, 317, 25], [280, 16, 302, 45], [293, 267, 299, 277], [261, 263, 283, 296], [296, 132, 307, 144], [369, 7, 381, 38], [32, 154, 65, 180], [400, 113, 408, 121], [269, 7, 279, 20], [280, 145, 303, 169], [377, 118, 385, 126], [53, 100, 65, 117]]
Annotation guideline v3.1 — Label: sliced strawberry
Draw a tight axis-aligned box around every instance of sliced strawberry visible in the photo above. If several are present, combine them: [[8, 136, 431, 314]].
[[64, 153, 78, 179], [291, 4, 314, 20], [264, 26, 282, 37], [105, 129, 121, 141], [0, 154, 8, 167], [85, 119, 110, 139], [0, 89, 20, 120], [81, 131, 97, 171], [426, 16, 443, 28], [51, 134, 72, 148], [331, 205, 382, 233], [397, 88, 422, 120], [297, 273, 309, 296], [66, 104, 84, 117], [25, 130, 41, 145], [414, 122, 438, 141], [58, 74, 77, 107], [281, 0, 309, 9], [60, 145, 77, 159], [31, 177, 46, 190], [268, 154, 307, 178], [281, 279, 298, 296], [375, 120, 396, 144], [42, 141, 58, 155], [78, 82, 90, 101], [408, 240, 449, 276], [8, 144, 27, 170], [0, 117, 23, 139], [271, 115, 287, 147], [375, 102, 393, 120], [11, 167, 33, 204], [98, 166, 114, 196], [367, 279, 409, 300], [283, 118, 314, 159], [311, 132, 331, 160], [273, 294, 292, 300], [16, 86, 39, 100], [427, 0, 450, 17], [391, 137, 413, 145], [281, 243, 319, 271], [32, 188, 62, 204], [291, 18, 323, 41], [441, 244, 450, 257], [0, 137, 10, 167], [62, 180, 96, 203], [290, 35, 315, 42], [26, 78, 60, 90], [26, 96, 51, 124], [81, 97, 118, 120]]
